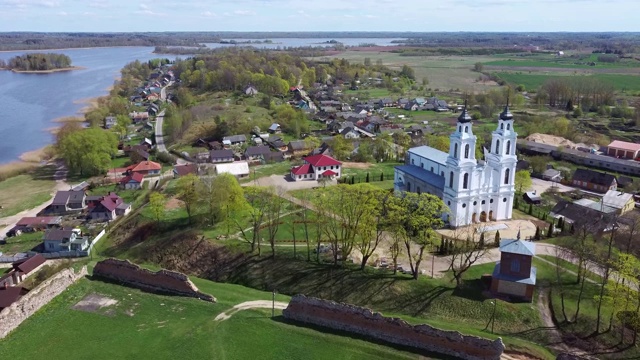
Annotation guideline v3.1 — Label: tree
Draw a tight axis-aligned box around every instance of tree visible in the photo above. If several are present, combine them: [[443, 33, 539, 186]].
[[514, 170, 532, 193], [534, 227, 541, 240], [235, 186, 270, 254], [149, 192, 166, 224], [391, 192, 447, 279], [400, 65, 415, 80], [479, 232, 485, 248], [547, 222, 554, 238], [58, 127, 118, 176], [473, 62, 484, 72], [448, 229, 490, 288], [494, 230, 501, 247], [595, 213, 619, 333], [264, 187, 285, 257], [200, 173, 247, 230], [328, 136, 353, 161], [175, 173, 200, 225], [354, 186, 389, 270]]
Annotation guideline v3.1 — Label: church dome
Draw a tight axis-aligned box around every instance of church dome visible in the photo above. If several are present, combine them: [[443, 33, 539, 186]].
[[500, 104, 513, 121], [457, 107, 472, 123]]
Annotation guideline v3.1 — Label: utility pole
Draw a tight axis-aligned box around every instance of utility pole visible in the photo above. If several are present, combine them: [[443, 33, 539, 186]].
[[272, 289, 276, 318]]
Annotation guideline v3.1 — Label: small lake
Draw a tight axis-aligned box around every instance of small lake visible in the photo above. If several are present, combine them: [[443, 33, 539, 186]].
[[0, 38, 403, 165]]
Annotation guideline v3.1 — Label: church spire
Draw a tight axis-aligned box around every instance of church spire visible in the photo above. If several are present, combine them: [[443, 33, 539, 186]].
[[458, 100, 472, 123], [500, 96, 513, 121]]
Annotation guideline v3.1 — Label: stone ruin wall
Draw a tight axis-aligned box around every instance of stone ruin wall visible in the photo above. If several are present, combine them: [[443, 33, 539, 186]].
[[92, 258, 216, 303], [0, 266, 87, 339], [282, 295, 504, 360]]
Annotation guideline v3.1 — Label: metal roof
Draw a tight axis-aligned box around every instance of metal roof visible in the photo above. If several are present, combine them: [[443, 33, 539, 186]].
[[395, 165, 446, 189], [408, 146, 449, 165], [499, 239, 536, 256], [215, 161, 250, 176], [602, 190, 634, 210], [492, 263, 537, 285]]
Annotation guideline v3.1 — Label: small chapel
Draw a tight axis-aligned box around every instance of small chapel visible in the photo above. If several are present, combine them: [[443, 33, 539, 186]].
[[394, 102, 518, 228]]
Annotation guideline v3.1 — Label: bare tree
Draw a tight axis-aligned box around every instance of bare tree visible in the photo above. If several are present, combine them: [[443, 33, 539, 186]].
[[264, 187, 285, 258], [448, 228, 489, 288], [234, 186, 269, 254]]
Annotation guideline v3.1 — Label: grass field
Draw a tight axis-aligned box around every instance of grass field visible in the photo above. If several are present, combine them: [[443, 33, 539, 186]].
[[0, 277, 421, 360], [495, 72, 640, 92], [0, 172, 55, 218], [0, 231, 43, 253], [315, 51, 499, 92]]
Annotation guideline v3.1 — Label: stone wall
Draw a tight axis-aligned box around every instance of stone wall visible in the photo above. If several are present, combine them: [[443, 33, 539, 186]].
[[283, 295, 504, 360], [92, 258, 216, 303], [0, 266, 87, 339]]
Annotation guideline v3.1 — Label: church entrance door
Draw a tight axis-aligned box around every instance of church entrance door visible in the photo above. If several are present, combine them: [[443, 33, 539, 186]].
[[480, 211, 487, 222], [489, 210, 494, 221], [472, 213, 477, 223]]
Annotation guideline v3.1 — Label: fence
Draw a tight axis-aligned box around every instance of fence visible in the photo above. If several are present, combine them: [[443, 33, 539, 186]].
[[340, 172, 395, 185]]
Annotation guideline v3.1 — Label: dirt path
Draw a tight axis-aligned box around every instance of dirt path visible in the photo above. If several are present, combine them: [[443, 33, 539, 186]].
[[214, 300, 289, 321]]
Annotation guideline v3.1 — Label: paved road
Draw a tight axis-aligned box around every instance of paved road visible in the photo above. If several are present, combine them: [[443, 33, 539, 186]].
[[0, 163, 69, 239], [154, 109, 167, 153]]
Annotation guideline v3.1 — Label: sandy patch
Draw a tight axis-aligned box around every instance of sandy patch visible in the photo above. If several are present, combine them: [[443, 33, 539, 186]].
[[214, 300, 289, 322], [73, 293, 119, 315], [341, 162, 371, 169], [165, 197, 184, 211], [19, 146, 54, 163], [53, 115, 85, 123]]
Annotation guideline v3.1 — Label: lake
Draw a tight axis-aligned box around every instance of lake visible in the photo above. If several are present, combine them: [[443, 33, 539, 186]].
[[0, 38, 401, 164]]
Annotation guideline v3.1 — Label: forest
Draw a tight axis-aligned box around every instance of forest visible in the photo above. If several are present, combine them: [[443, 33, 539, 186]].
[[0, 53, 73, 71]]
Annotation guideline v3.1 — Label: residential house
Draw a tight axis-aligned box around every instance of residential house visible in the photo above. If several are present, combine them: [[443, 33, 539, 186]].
[[571, 168, 617, 193], [43, 229, 88, 253], [104, 116, 117, 129], [602, 190, 635, 214], [129, 111, 149, 123], [263, 151, 285, 163], [223, 135, 247, 146], [341, 127, 360, 139], [522, 191, 542, 205], [147, 104, 160, 116], [542, 168, 562, 182], [290, 154, 342, 181], [490, 239, 537, 302], [142, 121, 154, 131], [408, 124, 433, 137], [13, 216, 62, 233], [268, 123, 282, 134], [549, 200, 610, 226], [0, 254, 46, 288], [119, 172, 144, 190], [127, 161, 162, 177], [288, 140, 312, 157], [50, 190, 86, 214], [173, 164, 198, 178], [215, 161, 250, 178], [404, 102, 419, 111], [397, 98, 409, 108], [245, 146, 273, 163], [607, 140, 640, 159], [140, 138, 154, 150], [131, 147, 150, 163], [414, 97, 426, 106], [244, 85, 259, 96], [0, 286, 29, 311], [210, 149, 234, 163], [308, 142, 333, 157], [88, 193, 131, 221], [267, 135, 288, 152], [378, 98, 395, 108]]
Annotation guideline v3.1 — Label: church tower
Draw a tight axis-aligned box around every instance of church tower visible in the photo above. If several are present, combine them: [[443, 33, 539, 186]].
[[486, 102, 518, 221], [443, 104, 478, 227]]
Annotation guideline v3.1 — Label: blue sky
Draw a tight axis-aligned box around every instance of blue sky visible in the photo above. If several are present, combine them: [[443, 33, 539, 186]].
[[0, 0, 638, 32]]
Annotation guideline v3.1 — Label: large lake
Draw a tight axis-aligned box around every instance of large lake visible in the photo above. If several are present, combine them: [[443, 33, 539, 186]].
[[0, 38, 401, 164]]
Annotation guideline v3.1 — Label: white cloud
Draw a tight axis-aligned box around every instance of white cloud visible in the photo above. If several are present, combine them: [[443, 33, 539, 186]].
[[57, 10, 66, 15], [233, 9, 255, 16]]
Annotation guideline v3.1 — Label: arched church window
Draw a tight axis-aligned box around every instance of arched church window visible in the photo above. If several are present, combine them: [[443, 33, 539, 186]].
[[507, 123, 511, 130], [464, 126, 468, 133], [506, 140, 511, 155], [449, 171, 454, 188], [495, 140, 500, 154], [458, 126, 461, 132], [464, 144, 470, 159], [501, 123, 504, 130], [504, 168, 510, 185], [463, 173, 469, 189], [454, 143, 458, 158]]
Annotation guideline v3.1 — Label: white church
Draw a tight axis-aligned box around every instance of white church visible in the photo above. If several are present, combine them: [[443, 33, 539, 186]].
[[394, 104, 518, 228]]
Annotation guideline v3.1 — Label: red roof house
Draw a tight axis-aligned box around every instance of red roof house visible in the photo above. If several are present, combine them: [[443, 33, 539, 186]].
[[290, 154, 342, 181], [127, 161, 162, 176], [120, 172, 145, 190], [14, 216, 62, 232]]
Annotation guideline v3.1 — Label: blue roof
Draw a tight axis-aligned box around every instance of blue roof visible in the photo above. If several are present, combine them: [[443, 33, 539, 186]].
[[408, 146, 449, 165], [492, 262, 537, 285], [395, 165, 445, 189], [499, 239, 535, 256]]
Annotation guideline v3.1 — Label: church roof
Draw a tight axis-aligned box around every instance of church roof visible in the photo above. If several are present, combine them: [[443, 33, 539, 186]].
[[395, 165, 445, 189], [457, 106, 472, 123], [408, 146, 448, 165], [500, 104, 513, 121]]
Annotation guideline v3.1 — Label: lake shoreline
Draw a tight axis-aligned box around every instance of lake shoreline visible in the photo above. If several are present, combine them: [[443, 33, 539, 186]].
[[2, 66, 85, 74]]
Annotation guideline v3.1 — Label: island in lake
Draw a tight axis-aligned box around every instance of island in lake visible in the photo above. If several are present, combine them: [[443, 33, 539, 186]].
[[0, 53, 82, 73]]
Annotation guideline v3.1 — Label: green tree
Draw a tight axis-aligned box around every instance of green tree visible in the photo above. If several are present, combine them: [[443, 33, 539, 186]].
[[176, 173, 200, 225], [149, 192, 166, 224], [328, 136, 353, 161], [515, 170, 532, 193], [58, 127, 118, 176], [494, 230, 500, 247], [200, 173, 247, 229], [113, 114, 132, 140], [473, 62, 484, 72], [400, 65, 415, 80]]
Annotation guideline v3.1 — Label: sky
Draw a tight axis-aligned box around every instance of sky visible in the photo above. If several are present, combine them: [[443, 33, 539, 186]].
[[0, 0, 638, 32]]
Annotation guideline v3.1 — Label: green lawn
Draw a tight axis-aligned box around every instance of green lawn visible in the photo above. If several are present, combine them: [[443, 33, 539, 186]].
[[0, 172, 56, 218], [496, 72, 640, 92], [110, 155, 131, 169], [341, 162, 402, 183], [0, 231, 43, 254], [0, 277, 420, 360]]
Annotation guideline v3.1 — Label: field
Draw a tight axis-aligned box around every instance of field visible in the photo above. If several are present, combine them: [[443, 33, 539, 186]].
[[0, 277, 420, 360], [0, 169, 56, 218], [315, 51, 499, 92], [495, 72, 640, 92], [0, 231, 43, 253]]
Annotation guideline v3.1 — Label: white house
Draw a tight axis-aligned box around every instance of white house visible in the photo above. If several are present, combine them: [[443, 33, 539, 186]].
[[43, 229, 89, 253], [290, 154, 342, 181], [394, 104, 517, 228], [215, 161, 250, 178]]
